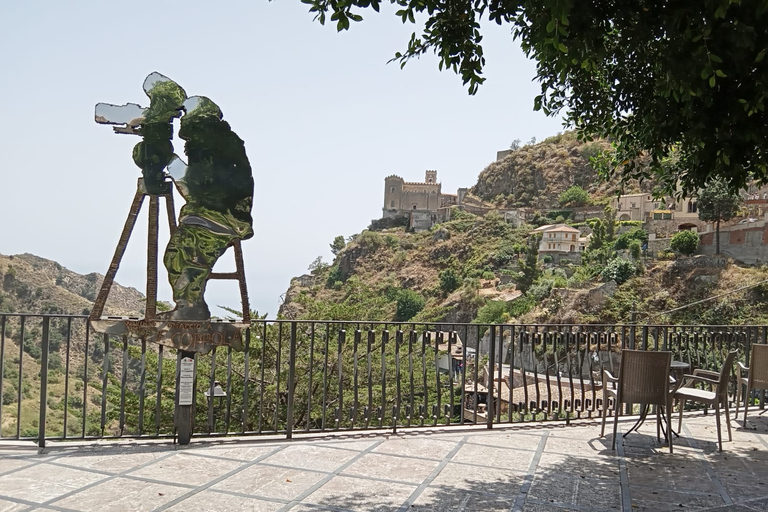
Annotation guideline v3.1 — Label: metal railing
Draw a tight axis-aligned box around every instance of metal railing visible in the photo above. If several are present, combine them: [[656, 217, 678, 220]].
[[0, 313, 765, 447]]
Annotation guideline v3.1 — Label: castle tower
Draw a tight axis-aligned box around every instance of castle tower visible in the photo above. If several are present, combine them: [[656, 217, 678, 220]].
[[425, 170, 437, 184]]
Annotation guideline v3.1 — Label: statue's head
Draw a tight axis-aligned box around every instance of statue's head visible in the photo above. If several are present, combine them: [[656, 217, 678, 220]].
[[142, 72, 187, 121], [182, 96, 223, 120]]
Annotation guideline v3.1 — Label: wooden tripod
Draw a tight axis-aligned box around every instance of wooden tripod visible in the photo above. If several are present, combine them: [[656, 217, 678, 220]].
[[89, 178, 251, 323]]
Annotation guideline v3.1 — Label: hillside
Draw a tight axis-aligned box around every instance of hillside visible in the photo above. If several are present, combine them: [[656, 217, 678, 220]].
[[470, 132, 651, 208], [283, 213, 768, 328], [0, 253, 145, 316], [281, 134, 768, 328]]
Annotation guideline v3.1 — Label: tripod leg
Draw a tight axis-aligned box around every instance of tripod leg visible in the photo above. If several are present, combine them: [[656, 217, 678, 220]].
[[145, 195, 159, 319], [233, 240, 251, 323], [91, 188, 146, 319]]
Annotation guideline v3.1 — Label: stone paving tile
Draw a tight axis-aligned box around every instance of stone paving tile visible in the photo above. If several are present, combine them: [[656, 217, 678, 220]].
[[628, 487, 726, 511], [0, 462, 107, 503], [371, 436, 457, 460], [451, 440, 535, 469], [182, 442, 279, 461], [125, 452, 246, 486], [303, 474, 415, 511], [0, 459, 34, 476], [537, 452, 618, 482], [626, 460, 717, 493], [409, 487, 516, 511], [528, 473, 621, 510], [520, 503, 581, 512], [49, 476, 189, 511], [341, 452, 440, 484], [543, 433, 607, 456], [166, 490, 284, 512], [211, 464, 326, 501], [0, 498, 27, 512], [50, 449, 171, 474], [428, 461, 525, 497], [258, 444, 359, 472], [463, 432, 542, 451]]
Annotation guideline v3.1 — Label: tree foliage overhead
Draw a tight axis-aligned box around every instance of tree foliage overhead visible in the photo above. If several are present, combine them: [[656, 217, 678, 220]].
[[302, 0, 768, 195]]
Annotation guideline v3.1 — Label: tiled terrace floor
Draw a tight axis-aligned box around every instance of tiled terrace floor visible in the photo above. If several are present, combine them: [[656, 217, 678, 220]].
[[1, 411, 767, 512]]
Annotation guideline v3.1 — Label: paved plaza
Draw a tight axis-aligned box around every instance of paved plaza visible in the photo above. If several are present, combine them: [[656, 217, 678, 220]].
[[0, 412, 767, 512]]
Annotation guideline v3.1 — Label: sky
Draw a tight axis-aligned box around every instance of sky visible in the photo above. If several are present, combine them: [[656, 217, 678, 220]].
[[0, 1, 565, 318]]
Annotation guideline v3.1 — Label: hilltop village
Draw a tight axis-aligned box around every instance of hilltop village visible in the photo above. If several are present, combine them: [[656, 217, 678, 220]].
[[382, 154, 768, 265]]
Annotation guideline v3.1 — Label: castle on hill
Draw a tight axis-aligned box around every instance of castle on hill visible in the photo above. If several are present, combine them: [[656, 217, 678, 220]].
[[382, 171, 468, 230]]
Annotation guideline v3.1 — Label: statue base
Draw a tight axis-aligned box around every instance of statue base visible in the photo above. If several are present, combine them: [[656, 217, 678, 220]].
[[90, 317, 248, 353]]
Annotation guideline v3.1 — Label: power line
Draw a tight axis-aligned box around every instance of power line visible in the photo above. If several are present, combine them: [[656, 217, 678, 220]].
[[640, 277, 768, 322]]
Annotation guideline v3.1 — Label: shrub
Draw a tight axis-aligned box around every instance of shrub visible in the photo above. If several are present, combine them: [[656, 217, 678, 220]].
[[473, 301, 507, 325], [439, 269, 461, 294], [601, 257, 636, 284], [528, 281, 553, 301], [542, 254, 553, 264], [508, 296, 535, 317], [670, 230, 699, 255], [326, 265, 344, 286], [395, 290, 425, 321], [358, 230, 383, 249], [614, 227, 648, 250], [2, 383, 17, 405], [558, 186, 591, 207], [629, 240, 642, 260], [384, 234, 400, 248]]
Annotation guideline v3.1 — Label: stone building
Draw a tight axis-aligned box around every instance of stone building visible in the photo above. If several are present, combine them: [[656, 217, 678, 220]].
[[382, 171, 467, 231], [533, 224, 588, 262]]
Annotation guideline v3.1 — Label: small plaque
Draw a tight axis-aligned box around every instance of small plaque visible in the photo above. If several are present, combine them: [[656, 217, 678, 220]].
[[179, 357, 195, 406]]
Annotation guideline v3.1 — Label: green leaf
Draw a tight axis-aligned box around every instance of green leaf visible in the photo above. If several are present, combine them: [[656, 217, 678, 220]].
[[756, 48, 767, 63], [546, 19, 556, 33], [709, 76, 716, 87], [715, 69, 727, 78], [557, 43, 568, 53], [710, 53, 722, 63]]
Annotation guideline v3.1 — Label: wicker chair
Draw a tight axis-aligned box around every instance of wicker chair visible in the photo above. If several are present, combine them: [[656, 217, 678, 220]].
[[673, 350, 737, 452], [735, 344, 768, 427], [600, 349, 674, 453]]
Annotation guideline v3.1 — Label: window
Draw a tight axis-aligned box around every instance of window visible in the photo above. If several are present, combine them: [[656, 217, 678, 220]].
[[412, 204, 417, 210], [390, 201, 395, 208], [390, 187, 395, 193]]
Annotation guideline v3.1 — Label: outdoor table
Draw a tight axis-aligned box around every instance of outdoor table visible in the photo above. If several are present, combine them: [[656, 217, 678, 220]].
[[623, 359, 689, 439]]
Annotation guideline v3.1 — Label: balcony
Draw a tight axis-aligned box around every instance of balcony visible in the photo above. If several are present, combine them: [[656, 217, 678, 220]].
[[1, 314, 767, 510]]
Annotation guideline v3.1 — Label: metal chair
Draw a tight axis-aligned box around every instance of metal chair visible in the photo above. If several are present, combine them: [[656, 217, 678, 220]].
[[674, 350, 737, 451], [735, 344, 768, 427], [601, 349, 674, 453]]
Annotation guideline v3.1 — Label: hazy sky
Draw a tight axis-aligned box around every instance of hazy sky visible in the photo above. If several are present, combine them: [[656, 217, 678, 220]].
[[0, 1, 564, 318]]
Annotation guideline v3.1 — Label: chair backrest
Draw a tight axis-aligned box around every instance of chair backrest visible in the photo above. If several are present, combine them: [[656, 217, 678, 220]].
[[716, 350, 739, 401], [749, 344, 768, 389], [618, 349, 672, 405]]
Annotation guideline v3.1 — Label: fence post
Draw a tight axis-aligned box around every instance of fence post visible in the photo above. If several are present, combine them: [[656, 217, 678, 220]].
[[38, 317, 50, 448], [286, 321, 297, 439], [487, 325, 496, 429]]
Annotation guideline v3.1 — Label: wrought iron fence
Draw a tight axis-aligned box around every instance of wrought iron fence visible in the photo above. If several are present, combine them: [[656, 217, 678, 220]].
[[0, 313, 765, 447]]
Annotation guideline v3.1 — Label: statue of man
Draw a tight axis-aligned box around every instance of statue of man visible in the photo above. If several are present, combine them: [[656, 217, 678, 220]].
[[131, 73, 188, 195], [163, 96, 254, 320]]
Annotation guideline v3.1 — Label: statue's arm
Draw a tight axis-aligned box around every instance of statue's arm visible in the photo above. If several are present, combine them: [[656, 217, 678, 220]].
[[167, 155, 189, 198]]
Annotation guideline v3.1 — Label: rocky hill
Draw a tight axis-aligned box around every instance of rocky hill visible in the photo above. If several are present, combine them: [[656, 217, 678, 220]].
[[470, 132, 651, 208], [0, 253, 145, 316]]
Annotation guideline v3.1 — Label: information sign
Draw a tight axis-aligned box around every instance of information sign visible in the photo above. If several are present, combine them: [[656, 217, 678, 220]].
[[179, 357, 195, 406]]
